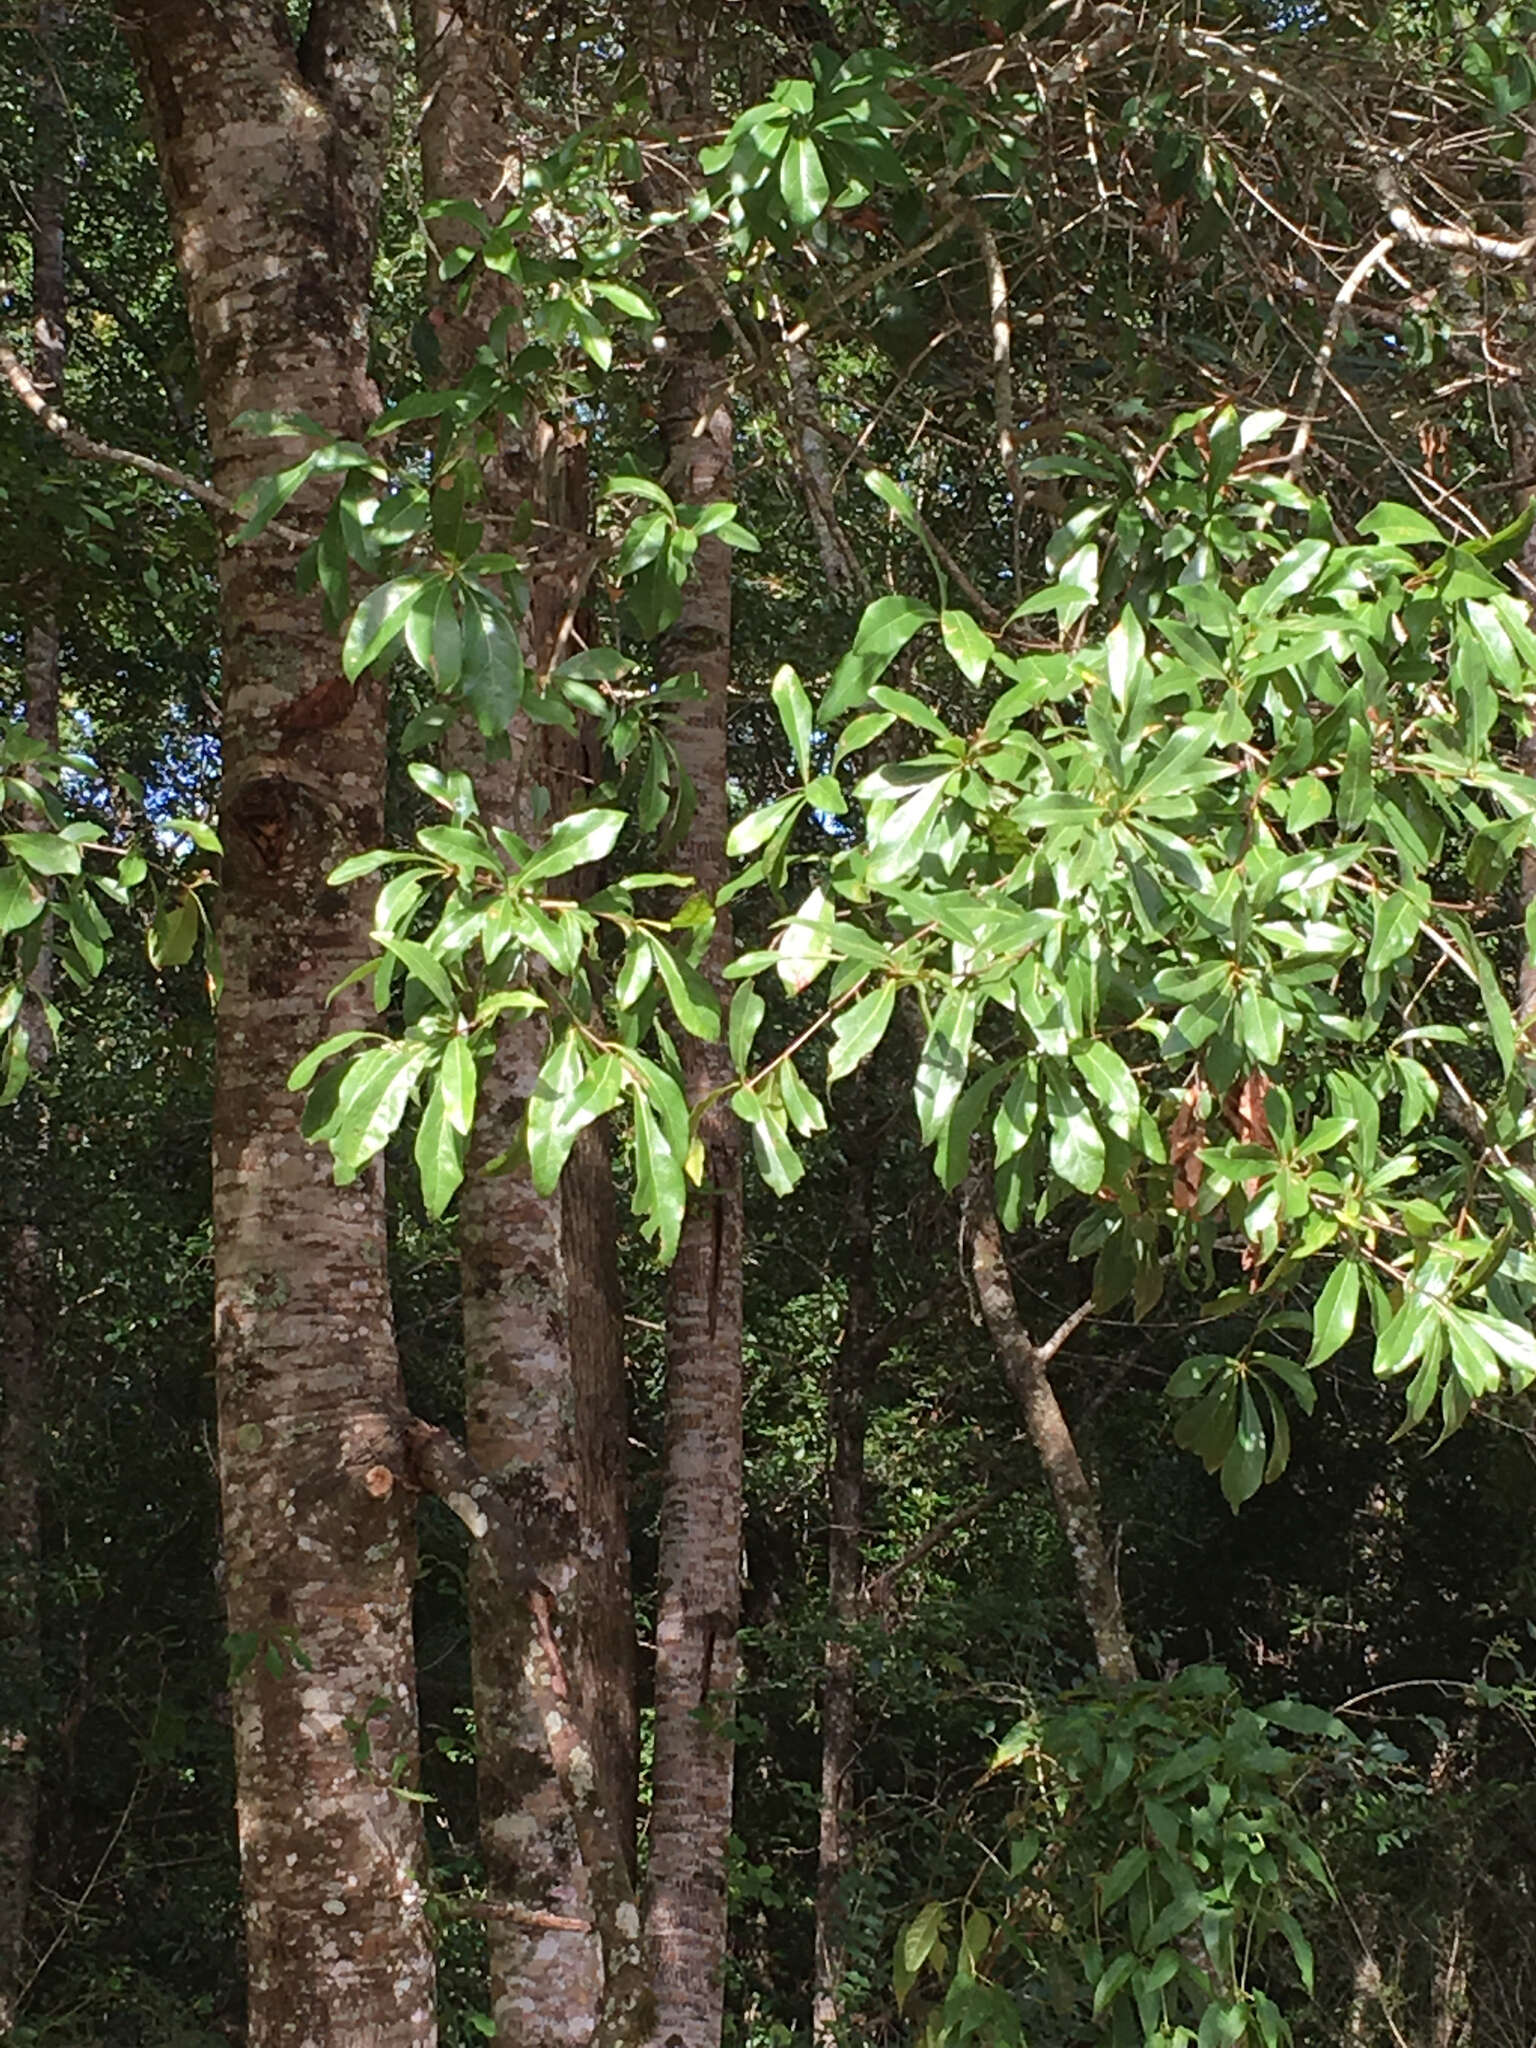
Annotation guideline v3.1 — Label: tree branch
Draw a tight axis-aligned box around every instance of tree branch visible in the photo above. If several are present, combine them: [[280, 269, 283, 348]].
[[864, 1480, 1021, 1610], [0, 338, 308, 547], [968, 205, 1027, 588], [962, 1168, 1137, 1683], [1286, 233, 1399, 483]]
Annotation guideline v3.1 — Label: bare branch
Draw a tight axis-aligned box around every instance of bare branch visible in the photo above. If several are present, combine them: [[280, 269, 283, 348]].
[[865, 1481, 1021, 1609], [1286, 233, 1399, 483], [1034, 1295, 1097, 1371], [969, 206, 1027, 587], [0, 338, 307, 547]]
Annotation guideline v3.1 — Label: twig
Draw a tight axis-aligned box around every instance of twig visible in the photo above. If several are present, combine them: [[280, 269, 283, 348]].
[[865, 1481, 1021, 1608], [0, 339, 307, 547], [1286, 233, 1398, 482], [20, 1758, 149, 2006], [968, 206, 1027, 587]]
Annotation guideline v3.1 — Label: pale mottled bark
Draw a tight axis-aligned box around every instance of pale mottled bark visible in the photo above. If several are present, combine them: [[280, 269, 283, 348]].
[[644, 321, 745, 2048], [812, 1118, 877, 2046], [403, 1421, 651, 2048], [120, 6, 435, 2042], [413, 12, 637, 2040], [0, 22, 67, 2021], [964, 1171, 1136, 1685]]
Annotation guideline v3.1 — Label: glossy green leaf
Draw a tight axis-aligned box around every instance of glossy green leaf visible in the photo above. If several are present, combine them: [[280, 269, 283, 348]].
[[779, 134, 830, 224], [342, 575, 425, 679], [3, 830, 80, 877], [827, 981, 897, 1083], [1308, 1260, 1361, 1365], [439, 1034, 477, 1135], [414, 1078, 467, 1219]]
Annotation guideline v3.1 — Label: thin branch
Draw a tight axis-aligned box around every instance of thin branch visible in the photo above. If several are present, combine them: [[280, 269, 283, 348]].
[[1286, 233, 1399, 483], [864, 1480, 1021, 1609], [1380, 185, 1536, 264], [968, 206, 1027, 587], [0, 339, 307, 547], [1034, 1294, 1096, 1371]]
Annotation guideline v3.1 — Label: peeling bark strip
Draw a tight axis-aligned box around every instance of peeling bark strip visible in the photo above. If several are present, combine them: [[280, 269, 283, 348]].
[[963, 1171, 1137, 1685], [118, 6, 436, 2042], [644, 303, 746, 2048], [412, 11, 638, 2037]]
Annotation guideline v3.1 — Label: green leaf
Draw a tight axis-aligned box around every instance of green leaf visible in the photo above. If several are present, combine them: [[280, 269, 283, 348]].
[[416, 825, 495, 881], [332, 1043, 430, 1179], [1092, 1952, 1140, 2019], [1048, 1077, 1105, 1195], [288, 1030, 373, 1091], [1072, 1041, 1139, 1136], [590, 279, 657, 321], [1220, 1386, 1267, 1509], [735, 1087, 806, 1196], [1335, 712, 1373, 832], [1098, 1845, 1150, 1911], [383, 937, 457, 1011], [632, 1085, 688, 1261], [776, 886, 837, 995], [528, 1039, 624, 1196], [164, 815, 223, 854], [0, 864, 46, 935], [1365, 889, 1421, 973], [519, 808, 627, 882], [726, 791, 806, 858], [1308, 1260, 1360, 1365], [3, 830, 80, 877], [939, 608, 992, 685], [329, 848, 415, 885], [439, 1035, 477, 1135], [650, 937, 721, 1039], [1356, 501, 1444, 546], [823, 594, 936, 718], [779, 134, 830, 224], [148, 894, 200, 968], [771, 666, 814, 780], [729, 985, 766, 1074], [604, 473, 675, 511], [913, 989, 976, 1144], [414, 1078, 467, 1219], [342, 575, 425, 679], [827, 981, 897, 1083], [900, 1902, 945, 1979]]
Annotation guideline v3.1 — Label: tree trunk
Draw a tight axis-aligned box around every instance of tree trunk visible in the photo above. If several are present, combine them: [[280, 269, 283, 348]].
[[119, 7, 436, 2041], [642, 312, 745, 2048], [964, 1171, 1136, 1684], [812, 1115, 878, 2045], [411, 20, 636, 2041], [0, 20, 67, 2024]]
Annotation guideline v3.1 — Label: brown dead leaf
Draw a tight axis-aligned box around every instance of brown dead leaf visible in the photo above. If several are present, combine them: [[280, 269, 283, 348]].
[[1170, 1086, 1206, 1213]]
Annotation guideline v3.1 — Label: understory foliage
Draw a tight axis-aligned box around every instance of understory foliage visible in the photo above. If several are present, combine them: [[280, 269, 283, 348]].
[[7, 0, 1536, 2045]]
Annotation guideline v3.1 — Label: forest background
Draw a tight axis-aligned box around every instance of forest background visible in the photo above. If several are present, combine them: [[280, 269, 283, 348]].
[[5, 2, 1536, 2047]]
